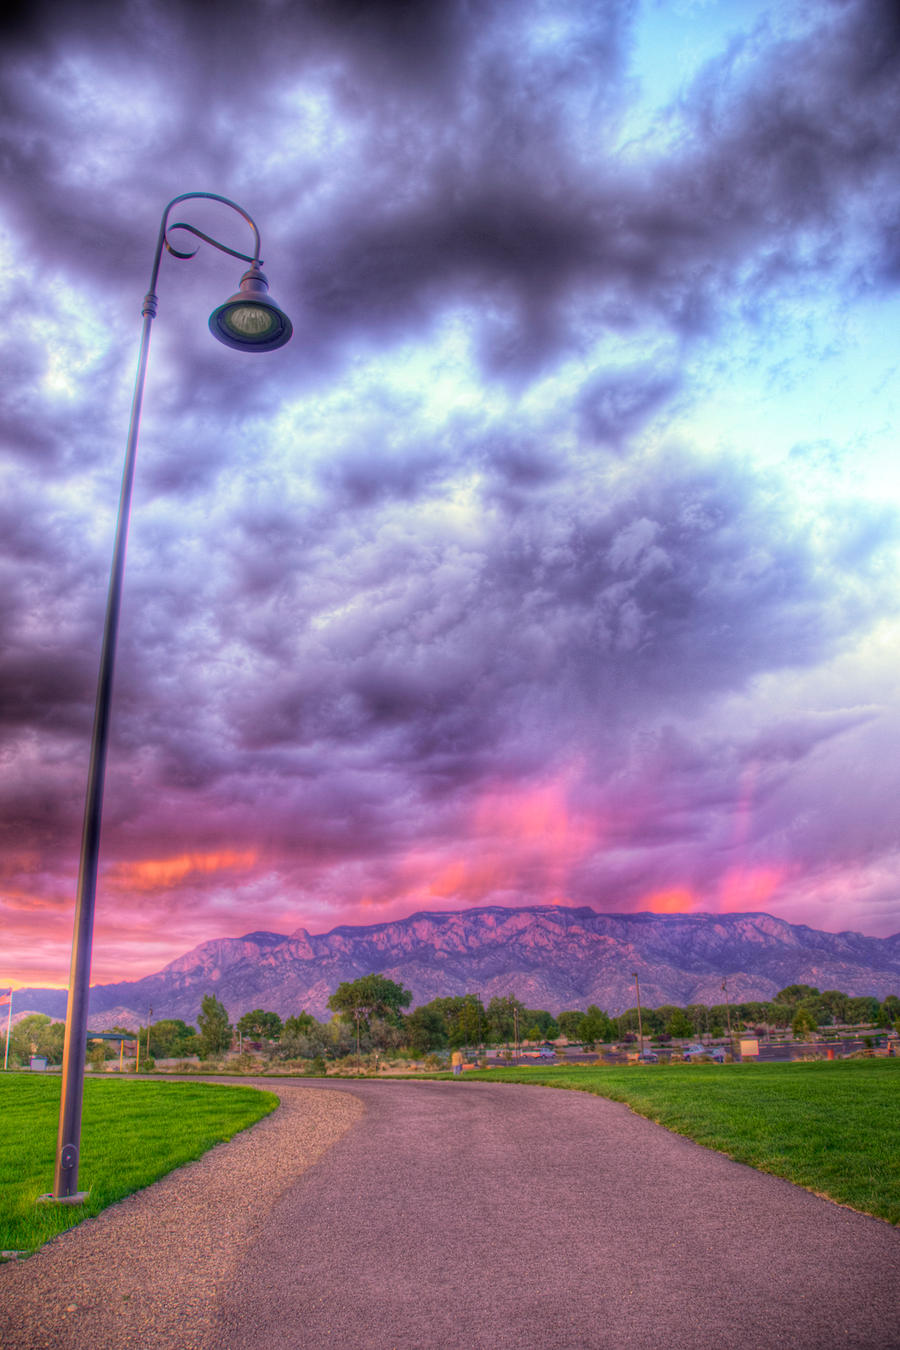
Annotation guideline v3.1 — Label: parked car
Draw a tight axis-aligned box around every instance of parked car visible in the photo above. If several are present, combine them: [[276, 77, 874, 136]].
[[683, 1044, 725, 1062], [637, 1051, 659, 1063]]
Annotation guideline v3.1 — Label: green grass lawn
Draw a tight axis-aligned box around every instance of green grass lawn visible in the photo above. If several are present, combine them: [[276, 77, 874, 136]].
[[0, 1073, 278, 1255], [460, 1059, 900, 1225]]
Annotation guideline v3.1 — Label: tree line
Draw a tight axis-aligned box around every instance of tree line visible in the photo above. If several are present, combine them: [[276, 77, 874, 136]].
[[4, 978, 898, 1068]]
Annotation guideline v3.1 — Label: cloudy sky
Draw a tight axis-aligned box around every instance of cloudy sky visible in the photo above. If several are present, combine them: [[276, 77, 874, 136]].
[[2, 0, 900, 989]]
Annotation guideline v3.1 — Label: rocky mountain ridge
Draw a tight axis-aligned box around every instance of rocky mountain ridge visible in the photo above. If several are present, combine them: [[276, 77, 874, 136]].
[[14, 905, 900, 1026]]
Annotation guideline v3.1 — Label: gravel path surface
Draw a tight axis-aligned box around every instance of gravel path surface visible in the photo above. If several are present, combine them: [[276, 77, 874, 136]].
[[0, 1082, 363, 1350], [2, 1077, 899, 1350]]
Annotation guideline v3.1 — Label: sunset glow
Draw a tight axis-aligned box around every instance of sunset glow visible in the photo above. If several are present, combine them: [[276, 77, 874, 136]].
[[109, 851, 260, 892], [646, 889, 696, 916]]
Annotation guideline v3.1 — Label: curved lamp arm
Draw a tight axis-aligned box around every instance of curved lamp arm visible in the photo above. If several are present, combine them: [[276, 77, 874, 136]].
[[164, 222, 259, 264], [143, 190, 264, 317]]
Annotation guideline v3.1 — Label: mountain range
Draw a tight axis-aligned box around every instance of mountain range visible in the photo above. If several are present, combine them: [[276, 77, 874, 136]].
[[14, 905, 900, 1028]]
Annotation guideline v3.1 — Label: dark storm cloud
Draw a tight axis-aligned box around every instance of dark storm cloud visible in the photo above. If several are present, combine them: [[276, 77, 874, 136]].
[[279, 0, 900, 374], [113, 437, 899, 829], [3, 0, 898, 374]]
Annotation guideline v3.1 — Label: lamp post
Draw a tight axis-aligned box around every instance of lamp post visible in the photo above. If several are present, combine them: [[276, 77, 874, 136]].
[[631, 971, 644, 1059], [43, 192, 292, 1203]]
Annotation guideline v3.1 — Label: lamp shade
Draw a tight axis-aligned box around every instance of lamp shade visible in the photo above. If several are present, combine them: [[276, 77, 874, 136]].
[[209, 264, 292, 352]]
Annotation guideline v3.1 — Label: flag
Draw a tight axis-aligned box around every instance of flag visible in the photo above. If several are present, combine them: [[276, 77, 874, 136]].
[[0, 992, 10, 1007]]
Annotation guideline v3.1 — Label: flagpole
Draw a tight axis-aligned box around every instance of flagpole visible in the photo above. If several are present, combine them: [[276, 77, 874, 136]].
[[3, 991, 11, 1071]]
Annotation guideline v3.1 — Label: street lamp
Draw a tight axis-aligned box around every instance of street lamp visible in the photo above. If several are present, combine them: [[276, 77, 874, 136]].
[[43, 192, 292, 1203]]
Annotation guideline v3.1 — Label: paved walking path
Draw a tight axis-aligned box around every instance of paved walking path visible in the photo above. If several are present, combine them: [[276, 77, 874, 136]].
[[2, 1078, 899, 1349]]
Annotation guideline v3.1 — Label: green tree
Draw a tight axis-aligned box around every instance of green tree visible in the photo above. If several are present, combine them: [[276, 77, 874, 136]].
[[666, 1010, 694, 1039], [437, 996, 485, 1050], [640, 1005, 666, 1037], [148, 1019, 198, 1059], [557, 1010, 586, 1041], [845, 995, 879, 1025], [328, 974, 412, 1025], [581, 1005, 616, 1046], [39, 1019, 66, 1064], [485, 995, 526, 1046], [776, 984, 820, 1008], [766, 1000, 793, 1028], [522, 1009, 560, 1041], [283, 1012, 317, 1038], [197, 994, 232, 1058], [8, 1014, 66, 1066], [654, 1006, 682, 1036], [792, 1006, 817, 1039], [404, 1004, 448, 1054], [818, 990, 850, 1025], [709, 1002, 737, 1035], [328, 974, 412, 1066], [275, 1015, 333, 1063], [237, 1009, 283, 1042], [738, 1001, 770, 1027]]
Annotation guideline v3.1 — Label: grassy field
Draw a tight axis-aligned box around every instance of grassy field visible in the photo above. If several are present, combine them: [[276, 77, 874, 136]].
[[458, 1059, 900, 1225], [0, 1073, 278, 1255]]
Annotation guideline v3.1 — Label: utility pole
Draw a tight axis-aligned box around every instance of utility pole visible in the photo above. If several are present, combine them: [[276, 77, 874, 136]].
[[632, 972, 644, 1059], [722, 978, 732, 1038]]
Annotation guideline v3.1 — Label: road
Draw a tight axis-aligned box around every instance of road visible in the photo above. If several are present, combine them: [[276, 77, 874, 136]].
[[2, 1078, 899, 1349], [214, 1079, 900, 1349]]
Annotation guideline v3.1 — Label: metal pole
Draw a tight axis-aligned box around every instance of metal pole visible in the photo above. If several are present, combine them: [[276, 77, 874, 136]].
[[47, 296, 156, 1202], [3, 991, 11, 1071], [632, 972, 644, 1058]]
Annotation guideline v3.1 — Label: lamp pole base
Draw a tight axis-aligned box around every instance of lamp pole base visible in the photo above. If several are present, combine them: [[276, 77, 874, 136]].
[[37, 1192, 90, 1206]]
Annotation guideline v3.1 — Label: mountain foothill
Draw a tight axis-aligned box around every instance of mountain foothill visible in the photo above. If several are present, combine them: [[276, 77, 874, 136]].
[[13, 905, 900, 1028]]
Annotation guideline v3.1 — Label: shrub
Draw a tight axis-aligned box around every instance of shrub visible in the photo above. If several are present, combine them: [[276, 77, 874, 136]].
[[228, 1052, 262, 1073], [87, 1042, 113, 1071]]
